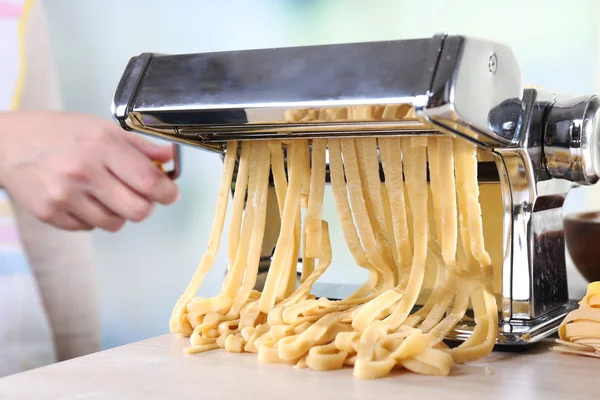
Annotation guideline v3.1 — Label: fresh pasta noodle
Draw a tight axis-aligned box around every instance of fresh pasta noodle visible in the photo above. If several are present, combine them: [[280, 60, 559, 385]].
[[304, 139, 326, 259], [170, 105, 499, 378], [552, 282, 600, 358]]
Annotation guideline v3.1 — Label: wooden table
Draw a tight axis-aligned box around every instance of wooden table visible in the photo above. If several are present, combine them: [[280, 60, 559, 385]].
[[0, 334, 597, 400]]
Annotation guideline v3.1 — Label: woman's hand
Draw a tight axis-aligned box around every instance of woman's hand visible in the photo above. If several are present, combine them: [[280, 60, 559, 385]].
[[0, 111, 180, 232]]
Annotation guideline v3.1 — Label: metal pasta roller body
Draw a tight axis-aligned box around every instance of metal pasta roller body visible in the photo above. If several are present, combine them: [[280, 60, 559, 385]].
[[112, 33, 600, 346]]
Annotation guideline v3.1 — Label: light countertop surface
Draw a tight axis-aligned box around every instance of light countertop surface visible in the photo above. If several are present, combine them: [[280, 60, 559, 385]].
[[0, 334, 598, 400]]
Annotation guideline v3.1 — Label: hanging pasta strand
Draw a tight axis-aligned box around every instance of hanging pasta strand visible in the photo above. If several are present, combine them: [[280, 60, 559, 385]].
[[351, 137, 430, 376], [449, 140, 498, 362], [280, 144, 307, 298], [169, 141, 238, 336], [406, 148, 455, 332], [428, 138, 444, 244], [423, 142, 478, 348], [269, 141, 288, 214], [284, 211, 301, 296], [425, 236, 472, 347], [383, 137, 429, 329], [379, 137, 412, 281], [454, 141, 492, 267], [184, 144, 271, 354], [305, 139, 327, 258], [186, 144, 264, 318], [409, 234, 454, 332], [355, 137, 397, 284], [226, 142, 271, 316], [220, 144, 261, 300], [280, 221, 333, 307], [259, 140, 307, 313], [437, 137, 458, 269], [228, 142, 252, 266], [328, 138, 380, 297], [301, 227, 315, 285], [341, 138, 396, 291]]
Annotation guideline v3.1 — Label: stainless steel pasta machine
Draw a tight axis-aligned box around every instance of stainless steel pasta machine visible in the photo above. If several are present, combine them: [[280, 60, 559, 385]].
[[111, 33, 600, 346]]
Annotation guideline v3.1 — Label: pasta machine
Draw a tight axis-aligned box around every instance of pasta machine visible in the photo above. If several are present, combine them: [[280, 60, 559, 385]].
[[111, 33, 600, 346]]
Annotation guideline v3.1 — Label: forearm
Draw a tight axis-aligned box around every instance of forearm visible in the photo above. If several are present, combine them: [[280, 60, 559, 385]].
[[10, 195, 102, 361], [0, 112, 23, 189], [0, 110, 56, 189]]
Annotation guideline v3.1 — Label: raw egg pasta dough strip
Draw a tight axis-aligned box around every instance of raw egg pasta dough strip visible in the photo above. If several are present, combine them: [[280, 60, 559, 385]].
[[279, 221, 333, 308], [280, 150, 306, 303], [300, 141, 311, 209], [403, 137, 487, 365], [352, 138, 430, 376], [340, 138, 395, 292], [458, 142, 497, 340], [346, 108, 395, 293], [226, 142, 271, 316], [437, 137, 458, 269], [383, 138, 429, 329], [286, 108, 312, 209], [450, 264, 497, 360], [301, 139, 326, 284], [378, 137, 412, 276], [260, 140, 306, 313], [451, 289, 497, 362], [448, 141, 497, 361], [328, 138, 380, 296], [454, 140, 492, 267], [412, 245, 455, 333], [268, 140, 300, 295], [278, 212, 300, 298], [220, 144, 261, 301], [405, 195, 451, 329], [355, 137, 397, 284], [381, 176, 399, 269], [305, 139, 327, 258], [454, 141, 478, 270], [286, 143, 307, 294], [185, 144, 270, 352], [421, 215, 472, 346], [301, 227, 315, 285], [268, 141, 303, 302], [169, 141, 238, 336], [427, 138, 443, 244], [186, 144, 262, 317], [353, 108, 393, 264], [228, 142, 251, 266], [269, 141, 287, 215]]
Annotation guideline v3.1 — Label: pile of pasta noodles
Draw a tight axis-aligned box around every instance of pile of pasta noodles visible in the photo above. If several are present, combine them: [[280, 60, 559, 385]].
[[552, 282, 600, 359], [169, 105, 498, 378]]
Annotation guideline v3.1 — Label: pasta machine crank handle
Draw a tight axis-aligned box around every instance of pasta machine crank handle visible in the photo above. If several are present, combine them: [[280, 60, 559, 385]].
[[166, 143, 181, 180], [155, 143, 181, 180]]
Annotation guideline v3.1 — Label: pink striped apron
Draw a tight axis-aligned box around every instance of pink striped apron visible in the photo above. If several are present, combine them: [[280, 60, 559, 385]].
[[0, 0, 56, 377]]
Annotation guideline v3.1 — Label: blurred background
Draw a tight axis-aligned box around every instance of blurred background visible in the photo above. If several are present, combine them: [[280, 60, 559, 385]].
[[42, 0, 600, 349]]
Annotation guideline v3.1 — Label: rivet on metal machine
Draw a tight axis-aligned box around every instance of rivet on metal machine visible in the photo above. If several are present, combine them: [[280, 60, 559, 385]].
[[489, 53, 498, 74]]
